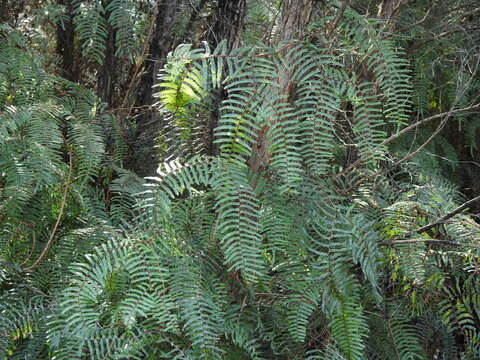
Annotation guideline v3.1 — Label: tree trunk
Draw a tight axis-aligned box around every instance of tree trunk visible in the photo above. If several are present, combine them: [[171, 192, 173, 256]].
[[276, 0, 314, 43], [56, 0, 78, 82], [136, 0, 179, 110], [207, 0, 247, 49], [128, 0, 180, 176], [206, 0, 247, 156], [248, 0, 315, 179], [97, 1, 117, 105]]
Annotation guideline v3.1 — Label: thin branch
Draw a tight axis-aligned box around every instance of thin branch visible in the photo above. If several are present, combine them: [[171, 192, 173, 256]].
[[20, 232, 36, 266], [334, 102, 480, 179], [391, 112, 449, 166], [388, 9, 430, 35], [380, 239, 460, 246], [414, 194, 480, 235], [382, 103, 480, 146], [23, 152, 73, 272], [326, 1, 348, 39], [380, 195, 480, 247]]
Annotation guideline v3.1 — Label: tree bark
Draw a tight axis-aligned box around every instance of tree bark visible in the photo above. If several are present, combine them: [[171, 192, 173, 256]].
[[276, 0, 314, 43], [56, 0, 79, 82], [248, 0, 315, 180], [206, 0, 247, 156], [128, 0, 180, 177], [207, 0, 247, 49], [136, 0, 179, 111], [97, 1, 118, 105]]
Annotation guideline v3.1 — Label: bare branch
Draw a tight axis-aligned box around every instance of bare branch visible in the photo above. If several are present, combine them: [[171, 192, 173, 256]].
[[414, 194, 480, 235], [380, 239, 460, 246], [383, 103, 480, 146], [335, 102, 480, 179], [326, 1, 348, 39]]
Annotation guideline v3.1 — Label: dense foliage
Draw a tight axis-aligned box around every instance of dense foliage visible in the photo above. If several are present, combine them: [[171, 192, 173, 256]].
[[1, 1, 480, 359]]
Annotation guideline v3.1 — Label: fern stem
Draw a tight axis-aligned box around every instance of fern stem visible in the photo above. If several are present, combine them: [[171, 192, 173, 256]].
[[23, 152, 73, 272], [387, 318, 402, 360], [19, 232, 36, 266]]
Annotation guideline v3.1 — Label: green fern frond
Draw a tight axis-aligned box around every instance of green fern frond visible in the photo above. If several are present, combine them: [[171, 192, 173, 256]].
[[329, 299, 368, 360], [73, 0, 108, 64], [213, 163, 266, 283], [106, 0, 138, 58]]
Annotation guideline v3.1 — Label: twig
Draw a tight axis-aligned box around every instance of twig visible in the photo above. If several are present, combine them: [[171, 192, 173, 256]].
[[382, 103, 480, 147], [414, 194, 480, 235], [391, 113, 449, 166], [334, 102, 480, 179], [326, 1, 348, 39], [23, 152, 73, 272], [387, 9, 430, 36], [20, 232, 36, 266], [380, 239, 460, 246], [380, 195, 480, 247]]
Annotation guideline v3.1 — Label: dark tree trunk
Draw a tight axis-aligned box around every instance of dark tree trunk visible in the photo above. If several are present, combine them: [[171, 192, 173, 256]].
[[206, 0, 247, 156], [127, 0, 180, 177], [136, 0, 179, 110], [128, 0, 247, 173], [97, 1, 117, 106], [207, 0, 247, 49], [56, 0, 78, 82], [0, 0, 25, 25]]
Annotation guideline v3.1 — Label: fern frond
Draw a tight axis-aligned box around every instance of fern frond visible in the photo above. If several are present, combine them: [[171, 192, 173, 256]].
[[329, 299, 368, 360], [213, 163, 266, 283], [106, 0, 137, 58], [73, 0, 108, 64]]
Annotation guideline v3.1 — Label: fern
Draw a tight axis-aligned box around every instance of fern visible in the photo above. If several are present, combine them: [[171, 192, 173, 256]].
[[73, 0, 108, 64], [3, 3, 480, 359], [0, 28, 132, 358], [106, 0, 137, 58], [330, 299, 368, 360], [213, 163, 266, 283]]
